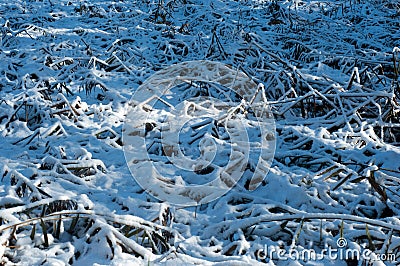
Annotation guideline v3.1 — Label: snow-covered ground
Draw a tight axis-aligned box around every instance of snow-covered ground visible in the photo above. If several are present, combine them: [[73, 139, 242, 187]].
[[0, 0, 399, 265]]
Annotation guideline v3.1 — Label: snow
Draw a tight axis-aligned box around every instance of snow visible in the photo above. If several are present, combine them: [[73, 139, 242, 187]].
[[0, 0, 400, 265]]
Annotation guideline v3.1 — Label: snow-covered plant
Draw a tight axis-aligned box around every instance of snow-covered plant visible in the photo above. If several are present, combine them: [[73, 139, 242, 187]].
[[0, 0, 399, 265]]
